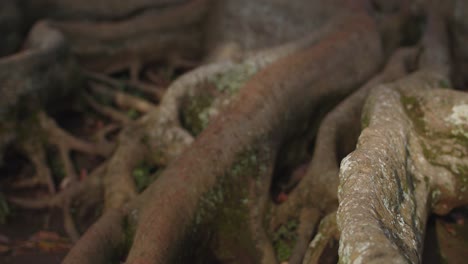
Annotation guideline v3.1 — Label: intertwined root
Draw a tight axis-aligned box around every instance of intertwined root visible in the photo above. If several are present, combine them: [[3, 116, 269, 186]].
[[8, 111, 111, 240], [337, 7, 468, 262], [337, 70, 468, 263], [9, 26, 330, 245], [268, 46, 417, 264], [62, 10, 383, 263], [3, 0, 468, 263]]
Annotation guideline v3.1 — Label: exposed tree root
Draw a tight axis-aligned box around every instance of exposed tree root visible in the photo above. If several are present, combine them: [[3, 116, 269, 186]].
[[15, 140, 55, 194], [0, 20, 81, 164], [88, 83, 157, 114], [337, 70, 453, 263], [3, 0, 468, 263], [83, 92, 132, 124], [269, 46, 418, 264], [302, 212, 339, 264], [63, 7, 383, 262], [49, 0, 209, 72], [23, 0, 188, 20], [85, 71, 166, 100], [91, 12, 359, 212], [337, 7, 468, 262]]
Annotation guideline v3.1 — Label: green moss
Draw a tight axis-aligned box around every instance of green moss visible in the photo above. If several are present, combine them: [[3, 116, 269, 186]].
[[456, 165, 468, 193], [109, 216, 136, 264], [438, 79, 451, 89], [449, 127, 468, 146], [180, 93, 214, 136], [126, 109, 140, 120], [440, 254, 449, 264], [132, 162, 158, 192], [194, 148, 260, 225], [401, 95, 427, 134], [190, 147, 264, 262], [49, 155, 66, 180], [431, 188, 441, 206], [212, 63, 258, 94], [422, 143, 438, 163], [150, 148, 168, 166], [229, 149, 259, 179], [122, 217, 136, 254], [272, 219, 298, 261], [361, 110, 371, 129], [457, 165, 468, 179]]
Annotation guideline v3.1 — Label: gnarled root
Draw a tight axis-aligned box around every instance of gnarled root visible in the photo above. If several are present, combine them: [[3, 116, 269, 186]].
[[302, 211, 339, 264], [337, 8, 468, 262], [64, 10, 383, 263], [269, 46, 418, 264]]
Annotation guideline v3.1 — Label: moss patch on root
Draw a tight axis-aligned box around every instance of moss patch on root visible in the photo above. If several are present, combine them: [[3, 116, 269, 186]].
[[110, 216, 136, 263], [132, 162, 159, 192], [180, 93, 214, 136], [401, 95, 427, 134], [188, 147, 264, 262], [272, 219, 298, 262], [211, 63, 258, 94]]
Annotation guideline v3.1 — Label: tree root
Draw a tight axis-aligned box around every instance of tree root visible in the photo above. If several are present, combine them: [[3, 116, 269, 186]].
[[269, 46, 418, 264], [4, 0, 465, 262], [83, 93, 132, 124], [15, 140, 55, 194], [302, 212, 339, 264], [0, 20, 81, 164], [63, 8, 383, 263], [92, 15, 355, 212], [24, 0, 188, 20], [337, 70, 452, 263], [85, 71, 166, 100], [337, 7, 468, 262], [49, 0, 210, 72]]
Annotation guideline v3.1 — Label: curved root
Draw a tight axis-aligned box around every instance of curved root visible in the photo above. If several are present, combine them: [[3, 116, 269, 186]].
[[270, 46, 418, 264]]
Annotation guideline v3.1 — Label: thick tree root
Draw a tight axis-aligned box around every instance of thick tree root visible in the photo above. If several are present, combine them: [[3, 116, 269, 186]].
[[49, 0, 209, 72], [64, 9, 383, 263], [5, 0, 466, 262], [269, 46, 418, 264], [24, 0, 188, 20], [93, 14, 354, 211], [337, 8, 468, 262], [337, 70, 456, 263]]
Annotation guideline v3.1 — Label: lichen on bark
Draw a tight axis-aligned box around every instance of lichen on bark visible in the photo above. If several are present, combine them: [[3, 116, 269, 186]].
[[338, 71, 468, 263]]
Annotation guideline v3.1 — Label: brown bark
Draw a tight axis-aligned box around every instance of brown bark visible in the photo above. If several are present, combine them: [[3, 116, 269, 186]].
[[1, 0, 468, 263]]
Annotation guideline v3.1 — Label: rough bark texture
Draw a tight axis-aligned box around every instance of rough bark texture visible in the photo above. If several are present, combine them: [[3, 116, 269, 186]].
[[1, 0, 468, 263]]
